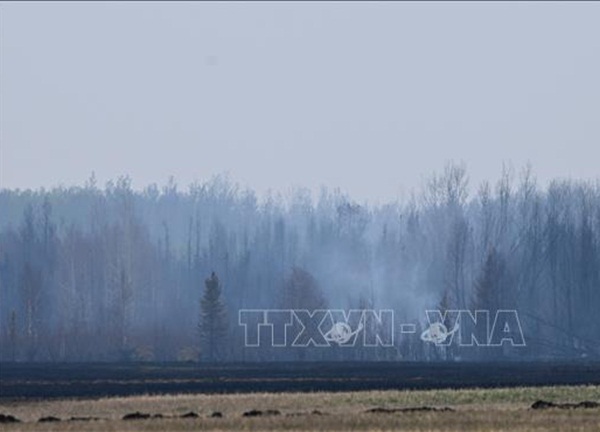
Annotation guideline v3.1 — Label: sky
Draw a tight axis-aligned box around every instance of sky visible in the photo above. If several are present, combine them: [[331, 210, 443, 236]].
[[1, 2, 599, 203]]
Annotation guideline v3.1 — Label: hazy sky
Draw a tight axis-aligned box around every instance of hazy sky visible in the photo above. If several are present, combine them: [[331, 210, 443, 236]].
[[1, 2, 599, 203]]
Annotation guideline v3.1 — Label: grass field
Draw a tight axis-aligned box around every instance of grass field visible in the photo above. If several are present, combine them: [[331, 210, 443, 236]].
[[1, 385, 599, 431]]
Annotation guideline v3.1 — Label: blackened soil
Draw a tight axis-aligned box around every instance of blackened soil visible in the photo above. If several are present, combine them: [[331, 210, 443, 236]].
[[1, 361, 599, 400]]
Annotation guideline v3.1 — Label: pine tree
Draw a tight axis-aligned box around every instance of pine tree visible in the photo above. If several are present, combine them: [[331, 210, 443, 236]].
[[199, 272, 228, 361]]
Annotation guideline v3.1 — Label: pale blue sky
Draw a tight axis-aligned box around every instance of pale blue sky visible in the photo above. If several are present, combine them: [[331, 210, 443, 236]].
[[1, 2, 599, 202]]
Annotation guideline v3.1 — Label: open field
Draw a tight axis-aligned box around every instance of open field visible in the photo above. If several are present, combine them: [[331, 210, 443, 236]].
[[0, 385, 599, 431]]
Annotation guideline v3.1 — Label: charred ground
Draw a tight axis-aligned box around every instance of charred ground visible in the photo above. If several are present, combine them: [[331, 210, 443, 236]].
[[1, 361, 599, 400]]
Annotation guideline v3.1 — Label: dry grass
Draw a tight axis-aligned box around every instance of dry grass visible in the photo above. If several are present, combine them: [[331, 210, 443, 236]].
[[0, 385, 599, 431]]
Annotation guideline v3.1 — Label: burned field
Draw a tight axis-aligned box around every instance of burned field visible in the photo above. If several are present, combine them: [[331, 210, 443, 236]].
[[1, 361, 600, 400], [1, 363, 599, 431]]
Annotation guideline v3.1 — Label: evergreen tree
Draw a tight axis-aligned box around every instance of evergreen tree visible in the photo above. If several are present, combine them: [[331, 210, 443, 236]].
[[199, 272, 228, 361]]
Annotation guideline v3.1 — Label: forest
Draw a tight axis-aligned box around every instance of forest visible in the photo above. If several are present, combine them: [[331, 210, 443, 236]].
[[0, 163, 598, 362]]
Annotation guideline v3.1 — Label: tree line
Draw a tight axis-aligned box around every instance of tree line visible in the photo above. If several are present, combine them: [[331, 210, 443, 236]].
[[0, 165, 599, 362]]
